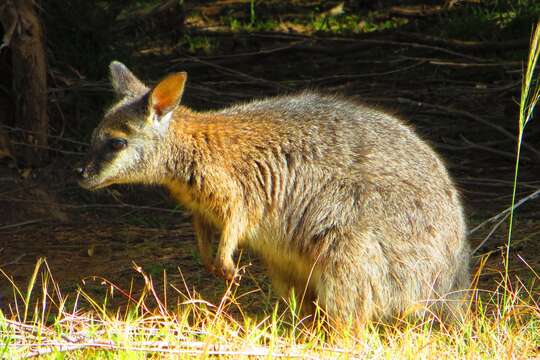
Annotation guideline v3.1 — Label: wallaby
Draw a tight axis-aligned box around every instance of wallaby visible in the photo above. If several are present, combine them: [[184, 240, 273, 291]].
[[77, 61, 471, 323]]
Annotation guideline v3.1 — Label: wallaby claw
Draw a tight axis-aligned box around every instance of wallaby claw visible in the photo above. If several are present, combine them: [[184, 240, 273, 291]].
[[204, 262, 216, 275]]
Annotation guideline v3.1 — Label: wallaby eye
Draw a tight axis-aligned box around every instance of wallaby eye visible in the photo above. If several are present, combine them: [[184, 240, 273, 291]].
[[109, 138, 127, 151]]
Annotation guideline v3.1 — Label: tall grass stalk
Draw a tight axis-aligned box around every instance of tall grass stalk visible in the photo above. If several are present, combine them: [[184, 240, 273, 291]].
[[505, 20, 540, 307]]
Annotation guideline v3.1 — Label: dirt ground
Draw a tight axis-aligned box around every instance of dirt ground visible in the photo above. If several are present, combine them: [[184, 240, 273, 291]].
[[0, 1, 539, 315]]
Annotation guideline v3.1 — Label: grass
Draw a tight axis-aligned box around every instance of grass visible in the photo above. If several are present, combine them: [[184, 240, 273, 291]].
[[0, 258, 538, 358], [218, 7, 408, 35]]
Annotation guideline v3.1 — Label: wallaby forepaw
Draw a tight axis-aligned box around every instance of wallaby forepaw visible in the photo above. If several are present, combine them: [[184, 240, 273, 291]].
[[216, 259, 236, 281], [203, 262, 216, 275]]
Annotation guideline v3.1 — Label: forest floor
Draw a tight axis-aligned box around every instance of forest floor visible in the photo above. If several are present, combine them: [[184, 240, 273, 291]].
[[0, 1, 539, 354]]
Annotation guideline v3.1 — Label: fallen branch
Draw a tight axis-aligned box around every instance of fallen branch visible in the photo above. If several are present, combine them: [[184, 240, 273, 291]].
[[428, 59, 520, 69], [0, 219, 45, 230], [389, 5, 447, 18], [188, 29, 485, 61], [20, 340, 323, 359], [398, 32, 530, 52]]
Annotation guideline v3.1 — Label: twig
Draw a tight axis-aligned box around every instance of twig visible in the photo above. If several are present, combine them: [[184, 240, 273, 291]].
[[0, 253, 26, 266], [178, 56, 291, 91], [460, 135, 530, 161], [472, 213, 511, 255], [169, 40, 307, 62], [458, 177, 539, 190], [389, 5, 447, 18], [428, 59, 520, 69], [22, 343, 89, 358], [18, 339, 334, 359], [470, 188, 540, 252], [397, 31, 530, 51], [188, 29, 485, 61], [9, 141, 85, 155], [3, 319, 54, 334], [397, 97, 540, 160], [344, 38, 487, 62], [0, 197, 185, 214], [1, 124, 89, 146], [0, 219, 46, 230], [289, 60, 426, 84]]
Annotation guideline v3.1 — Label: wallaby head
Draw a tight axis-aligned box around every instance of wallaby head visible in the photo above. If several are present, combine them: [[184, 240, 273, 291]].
[[76, 61, 187, 190]]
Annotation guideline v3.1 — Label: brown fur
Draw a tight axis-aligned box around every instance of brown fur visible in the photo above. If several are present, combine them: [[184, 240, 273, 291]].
[[78, 61, 471, 323]]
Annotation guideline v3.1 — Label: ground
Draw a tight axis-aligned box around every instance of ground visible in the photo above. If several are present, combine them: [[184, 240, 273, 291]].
[[0, 0, 539, 318]]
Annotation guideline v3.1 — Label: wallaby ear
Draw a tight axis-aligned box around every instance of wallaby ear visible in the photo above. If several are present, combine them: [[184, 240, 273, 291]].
[[149, 72, 187, 121], [109, 61, 148, 97]]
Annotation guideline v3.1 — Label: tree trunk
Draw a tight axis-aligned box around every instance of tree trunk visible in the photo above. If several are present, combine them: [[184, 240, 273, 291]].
[[0, 0, 48, 166]]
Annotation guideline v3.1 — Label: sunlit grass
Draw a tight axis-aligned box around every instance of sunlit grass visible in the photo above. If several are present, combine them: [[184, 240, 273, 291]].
[[0, 257, 538, 359]]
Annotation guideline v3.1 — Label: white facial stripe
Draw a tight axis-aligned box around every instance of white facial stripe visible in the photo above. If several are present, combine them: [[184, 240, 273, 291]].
[[161, 111, 173, 124]]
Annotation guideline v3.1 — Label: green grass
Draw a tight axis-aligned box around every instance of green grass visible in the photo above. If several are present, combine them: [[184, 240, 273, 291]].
[[309, 11, 407, 34], [176, 35, 217, 55], [221, 9, 407, 35]]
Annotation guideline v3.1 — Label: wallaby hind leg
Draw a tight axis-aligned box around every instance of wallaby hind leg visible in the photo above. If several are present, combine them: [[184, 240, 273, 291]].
[[310, 228, 380, 325], [316, 263, 376, 325], [266, 266, 318, 316], [438, 246, 471, 323]]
